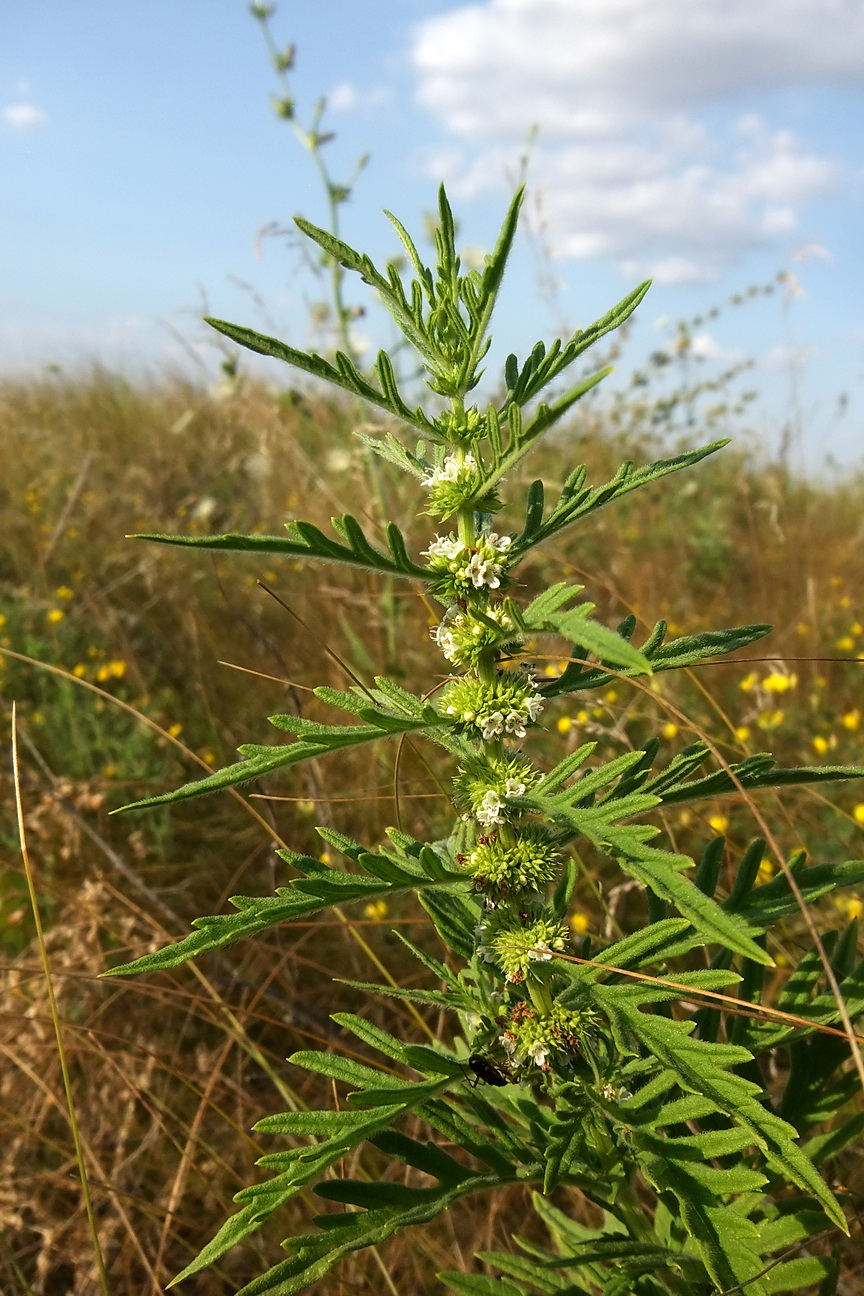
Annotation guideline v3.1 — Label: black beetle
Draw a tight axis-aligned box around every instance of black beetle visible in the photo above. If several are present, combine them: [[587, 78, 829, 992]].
[[466, 1053, 510, 1087]]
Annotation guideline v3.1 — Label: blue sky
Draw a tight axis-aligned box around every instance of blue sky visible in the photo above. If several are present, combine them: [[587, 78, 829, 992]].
[[3, 0, 864, 463]]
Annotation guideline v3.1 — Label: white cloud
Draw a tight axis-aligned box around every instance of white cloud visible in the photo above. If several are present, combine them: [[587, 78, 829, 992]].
[[3, 102, 47, 129], [328, 81, 390, 113], [411, 0, 863, 280]]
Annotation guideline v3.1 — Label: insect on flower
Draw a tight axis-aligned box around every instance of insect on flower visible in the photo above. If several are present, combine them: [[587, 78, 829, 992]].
[[466, 1053, 510, 1087]]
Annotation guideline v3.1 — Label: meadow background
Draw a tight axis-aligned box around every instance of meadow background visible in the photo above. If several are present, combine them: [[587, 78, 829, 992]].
[[3, 356, 864, 1292], [4, 1, 864, 1292]]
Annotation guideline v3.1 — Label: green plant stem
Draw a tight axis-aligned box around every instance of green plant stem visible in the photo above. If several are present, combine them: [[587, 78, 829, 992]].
[[257, 13, 356, 357]]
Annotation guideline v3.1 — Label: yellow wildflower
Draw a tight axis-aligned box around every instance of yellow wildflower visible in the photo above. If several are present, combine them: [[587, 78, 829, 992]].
[[812, 735, 830, 755], [576, 709, 589, 724], [363, 900, 388, 921], [603, 689, 618, 704], [0, 614, 6, 628], [836, 636, 855, 652], [763, 671, 796, 694], [757, 860, 775, 884], [739, 671, 758, 692], [847, 897, 863, 921], [202, 751, 216, 766], [853, 805, 864, 825], [47, 608, 64, 624], [795, 621, 809, 635], [55, 586, 74, 600], [708, 813, 729, 834], [829, 575, 843, 587], [734, 725, 750, 743], [168, 723, 183, 738], [775, 952, 789, 968], [556, 716, 573, 735], [661, 722, 678, 739], [757, 709, 784, 731], [108, 660, 126, 678], [841, 710, 860, 732], [318, 851, 332, 864], [569, 912, 589, 934], [838, 595, 852, 609], [102, 764, 117, 779], [853, 623, 864, 636]]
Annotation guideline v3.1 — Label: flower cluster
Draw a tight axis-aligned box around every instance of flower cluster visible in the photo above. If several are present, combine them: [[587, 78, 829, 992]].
[[478, 912, 568, 982], [432, 603, 517, 668], [474, 780, 527, 828], [423, 531, 513, 602], [440, 670, 544, 741], [467, 827, 561, 894], [422, 453, 499, 519], [453, 753, 536, 821], [436, 405, 487, 444], [500, 1001, 597, 1069]]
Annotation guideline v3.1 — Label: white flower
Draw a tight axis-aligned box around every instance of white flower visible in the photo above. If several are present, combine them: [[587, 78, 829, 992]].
[[476, 790, 504, 827], [466, 552, 500, 588], [486, 531, 512, 554], [504, 711, 527, 738], [424, 533, 465, 561], [528, 940, 553, 963], [524, 693, 544, 721], [421, 452, 476, 487], [432, 623, 458, 661], [504, 778, 526, 799], [479, 711, 505, 739], [499, 1033, 517, 1057], [527, 1040, 550, 1067]]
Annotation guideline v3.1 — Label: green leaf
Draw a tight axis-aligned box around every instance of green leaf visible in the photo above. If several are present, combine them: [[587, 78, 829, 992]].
[[607, 1002, 847, 1233], [511, 440, 726, 558], [638, 1153, 769, 1295], [128, 512, 427, 580], [529, 792, 771, 965], [205, 315, 435, 433], [542, 609, 652, 675], [542, 621, 772, 697], [659, 757, 864, 806], [419, 888, 481, 961], [104, 857, 467, 978], [230, 1165, 521, 1296], [503, 280, 650, 407], [439, 1274, 525, 1296], [114, 699, 439, 813], [168, 1103, 404, 1286]]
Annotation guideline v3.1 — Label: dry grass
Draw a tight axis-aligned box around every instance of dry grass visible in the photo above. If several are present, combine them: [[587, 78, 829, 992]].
[[2, 367, 864, 1292]]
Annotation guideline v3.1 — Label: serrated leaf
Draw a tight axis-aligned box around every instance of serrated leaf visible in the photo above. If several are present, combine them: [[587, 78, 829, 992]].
[[105, 859, 468, 978], [511, 440, 725, 557], [205, 315, 435, 433], [542, 622, 772, 697], [607, 1002, 847, 1233], [129, 511, 427, 580], [168, 1103, 403, 1285]]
